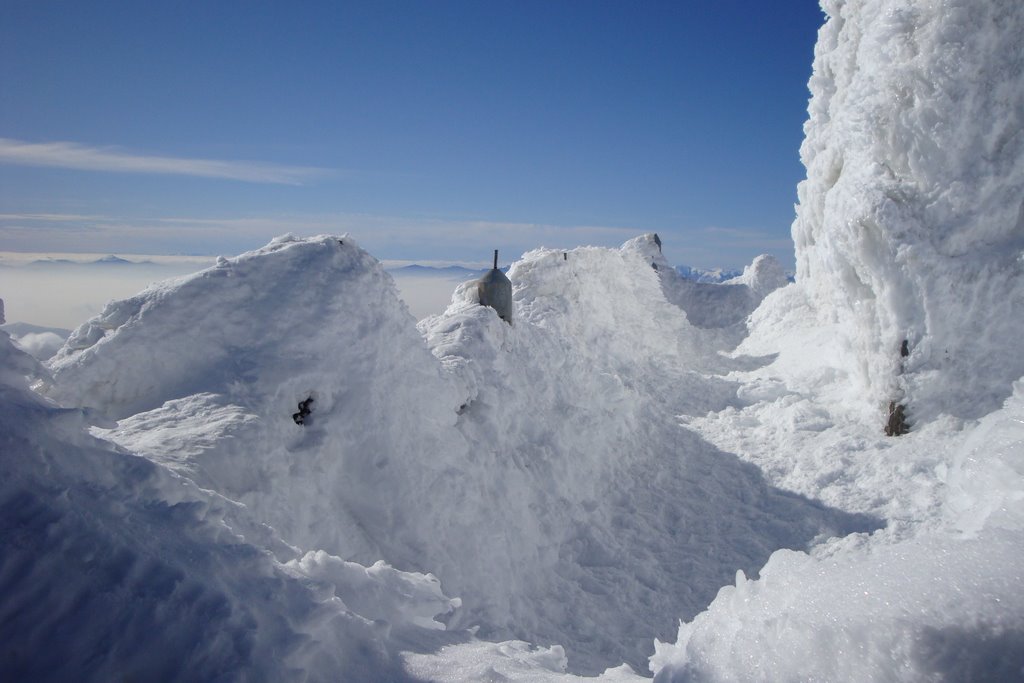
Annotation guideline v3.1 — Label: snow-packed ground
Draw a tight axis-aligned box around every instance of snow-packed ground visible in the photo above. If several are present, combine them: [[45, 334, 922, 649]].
[[26, 232, 864, 677], [650, 0, 1024, 679], [2, 0, 1024, 680]]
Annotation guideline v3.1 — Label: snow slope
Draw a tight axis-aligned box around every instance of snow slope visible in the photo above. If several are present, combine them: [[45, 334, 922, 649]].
[[649, 0, 1024, 680], [36, 234, 877, 676], [5, 0, 1024, 678], [0, 310, 458, 682], [651, 382, 1024, 681], [630, 236, 789, 331]]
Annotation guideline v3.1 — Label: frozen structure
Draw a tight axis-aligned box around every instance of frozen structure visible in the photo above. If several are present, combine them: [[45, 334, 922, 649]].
[[477, 249, 513, 324], [650, 0, 1024, 680], [788, 0, 1024, 424], [2, 0, 1024, 680], [30, 235, 877, 677]]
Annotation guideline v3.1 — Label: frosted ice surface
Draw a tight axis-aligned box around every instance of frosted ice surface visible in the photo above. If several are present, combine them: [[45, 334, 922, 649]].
[[651, 0, 1024, 680], [4, 0, 1024, 679], [791, 0, 1024, 421], [29, 235, 878, 675]]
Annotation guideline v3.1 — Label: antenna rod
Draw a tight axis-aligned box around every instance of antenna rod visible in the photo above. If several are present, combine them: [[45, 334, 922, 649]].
[[493, 249, 498, 270]]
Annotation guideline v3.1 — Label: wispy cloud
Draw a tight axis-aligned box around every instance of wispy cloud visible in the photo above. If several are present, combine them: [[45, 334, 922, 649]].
[[0, 138, 329, 185], [0, 212, 109, 222], [0, 210, 643, 261]]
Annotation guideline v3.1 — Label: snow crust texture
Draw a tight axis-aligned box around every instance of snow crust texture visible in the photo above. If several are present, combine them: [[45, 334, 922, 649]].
[[0, 325, 454, 682], [5, 0, 1024, 677], [652, 383, 1024, 682], [648, 1, 1024, 680], [793, 0, 1024, 422], [8, 233, 880, 680]]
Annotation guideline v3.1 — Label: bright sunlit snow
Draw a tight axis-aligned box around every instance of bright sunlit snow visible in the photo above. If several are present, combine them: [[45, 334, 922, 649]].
[[2, 1, 1023, 681]]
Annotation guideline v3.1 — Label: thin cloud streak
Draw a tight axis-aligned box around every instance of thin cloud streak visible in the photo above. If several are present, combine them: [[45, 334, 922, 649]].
[[0, 138, 330, 185], [0, 210, 643, 261], [0, 212, 109, 222]]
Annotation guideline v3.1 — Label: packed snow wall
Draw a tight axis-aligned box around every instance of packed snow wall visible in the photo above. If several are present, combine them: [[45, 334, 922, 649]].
[[36, 234, 876, 676], [647, 2, 1024, 680], [0, 315, 460, 681], [792, 0, 1024, 422]]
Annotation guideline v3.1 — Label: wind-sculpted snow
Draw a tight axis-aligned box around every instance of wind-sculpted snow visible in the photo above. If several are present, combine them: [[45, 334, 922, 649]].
[[649, 1, 1024, 679], [792, 0, 1024, 421], [0, 325, 458, 682], [652, 383, 1024, 682], [7, 0, 1023, 678], [629, 235, 789, 332], [34, 234, 878, 677], [49, 235, 465, 564], [415, 238, 877, 673]]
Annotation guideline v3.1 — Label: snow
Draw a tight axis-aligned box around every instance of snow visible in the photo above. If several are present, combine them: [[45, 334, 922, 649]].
[[2, 0, 1023, 679], [0, 322, 458, 681], [27, 234, 876, 676], [648, 0, 1024, 679], [631, 235, 789, 332], [673, 265, 742, 284], [791, 0, 1024, 423], [9, 330, 65, 360]]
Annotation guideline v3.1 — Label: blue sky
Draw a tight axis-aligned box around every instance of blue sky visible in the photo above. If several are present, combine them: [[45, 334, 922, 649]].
[[1, 0, 823, 269]]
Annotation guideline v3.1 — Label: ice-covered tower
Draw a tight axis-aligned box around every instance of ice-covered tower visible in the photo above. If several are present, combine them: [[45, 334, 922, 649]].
[[792, 0, 1024, 422], [477, 249, 513, 324]]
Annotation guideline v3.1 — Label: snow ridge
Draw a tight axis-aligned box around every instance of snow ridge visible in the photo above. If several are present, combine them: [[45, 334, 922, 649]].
[[25, 234, 878, 677], [0, 324, 457, 682], [649, 1, 1024, 680]]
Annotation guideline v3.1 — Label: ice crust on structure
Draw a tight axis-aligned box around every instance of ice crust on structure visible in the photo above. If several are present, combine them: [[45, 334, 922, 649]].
[[792, 0, 1024, 422], [5, 0, 1024, 678], [32, 234, 876, 677], [650, 0, 1024, 680]]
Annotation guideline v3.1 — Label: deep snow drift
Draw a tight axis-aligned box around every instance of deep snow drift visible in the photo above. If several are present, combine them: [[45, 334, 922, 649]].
[[3, 0, 1024, 679], [650, 0, 1024, 679], [0, 298, 457, 681], [30, 234, 873, 676], [791, 0, 1024, 424]]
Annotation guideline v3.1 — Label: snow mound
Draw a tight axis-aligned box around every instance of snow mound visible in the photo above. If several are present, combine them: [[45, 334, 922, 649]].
[[650, 2, 1024, 680], [0, 316, 458, 681], [625, 234, 789, 330], [48, 234, 446, 422], [724, 254, 790, 297], [792, 0, 1024, 422], [652, 382, 1024, 682], [652, 532, 1024, 682], [40, 235, 878, 676], [419, 238, 878, 672], [47, 235, 462, 562]]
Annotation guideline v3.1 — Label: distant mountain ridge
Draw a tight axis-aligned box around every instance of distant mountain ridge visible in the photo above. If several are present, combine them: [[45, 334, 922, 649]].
[[24, 255, 154, 267], [387, 264, 507, 278], [674, 265, 743, 283], [388, 262, 768, 283]]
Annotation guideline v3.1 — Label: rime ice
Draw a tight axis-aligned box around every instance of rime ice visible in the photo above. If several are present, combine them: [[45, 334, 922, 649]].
[[3, 0, 1024, 680]]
